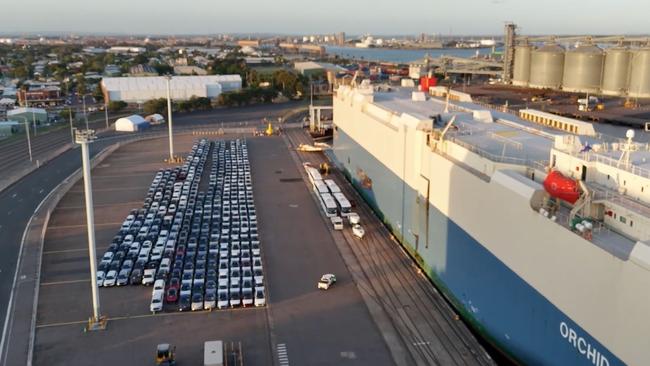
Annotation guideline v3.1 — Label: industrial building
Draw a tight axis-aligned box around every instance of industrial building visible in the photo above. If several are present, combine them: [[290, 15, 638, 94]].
[[7, 108, 48, 125], [100, 75, 242, 103], [505, 24, 650, 98], [294, 61, 346, 78], [114, 115, 148, 132], [17, 85, 63, 106]]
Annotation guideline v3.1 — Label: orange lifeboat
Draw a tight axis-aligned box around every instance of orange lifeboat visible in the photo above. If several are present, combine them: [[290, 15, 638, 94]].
[[543, 170, 580, 204]]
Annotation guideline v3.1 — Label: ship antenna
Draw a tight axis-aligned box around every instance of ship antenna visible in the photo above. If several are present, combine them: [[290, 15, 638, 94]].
[[617, 129, 635, 168], [444, 86, 451, 113]]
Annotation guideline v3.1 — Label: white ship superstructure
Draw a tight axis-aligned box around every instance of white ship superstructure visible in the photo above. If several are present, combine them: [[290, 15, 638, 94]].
[[331, 83, 650, 365]]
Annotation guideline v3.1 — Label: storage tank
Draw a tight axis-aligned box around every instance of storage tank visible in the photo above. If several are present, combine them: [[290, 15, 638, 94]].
[[628, 48, 650, 98], [562, 44, 604, 93], [529, 44, 565, 89], [512, 45, 532, 86], [601, 47, 631, 96]]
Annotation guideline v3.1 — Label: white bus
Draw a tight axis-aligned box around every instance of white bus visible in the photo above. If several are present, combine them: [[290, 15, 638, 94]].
[[319, 193, 338, 217], [314, 180, 329, 195], [332, 192, 352, 216], [305, 166, 322, 189], [324, 179, 341, 194]]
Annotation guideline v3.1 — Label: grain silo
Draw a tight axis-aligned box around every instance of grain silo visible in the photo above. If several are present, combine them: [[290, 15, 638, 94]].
[[562, 44, 604, 93], [529, 44, 565, 89], [601, 47, 631, 96], [628, 48, 650, 98], [512, 45, 532, 86]]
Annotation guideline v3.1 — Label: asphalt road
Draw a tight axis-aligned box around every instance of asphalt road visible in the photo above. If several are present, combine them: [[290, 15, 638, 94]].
[[0, 102, 309, 362]]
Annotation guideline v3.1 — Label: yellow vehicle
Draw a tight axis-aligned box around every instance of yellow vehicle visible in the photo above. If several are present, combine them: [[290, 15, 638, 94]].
[[155, 343, 176, 366]]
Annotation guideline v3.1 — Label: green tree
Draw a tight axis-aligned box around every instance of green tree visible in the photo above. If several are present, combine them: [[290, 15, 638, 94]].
[[108, 100, 127, 112], [76, 74, 87, 95], [93, 85, 105, 103], [59, 109, 76, 120], [153, 63, 173, 75], [143, 98, 168, 115]]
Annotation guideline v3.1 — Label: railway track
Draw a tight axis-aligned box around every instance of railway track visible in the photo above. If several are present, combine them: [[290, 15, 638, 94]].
[[283, 127, 494, 366]]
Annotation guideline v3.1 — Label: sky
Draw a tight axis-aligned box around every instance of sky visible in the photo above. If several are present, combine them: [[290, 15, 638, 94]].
[[1, 0, 648, 36]]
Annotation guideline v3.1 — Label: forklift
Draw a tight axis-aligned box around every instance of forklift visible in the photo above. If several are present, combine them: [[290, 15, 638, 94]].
[[155, 343, 176, 366]]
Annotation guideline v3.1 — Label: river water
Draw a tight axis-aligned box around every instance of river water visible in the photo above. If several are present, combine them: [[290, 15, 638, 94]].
[[325, 46, 500, 63]]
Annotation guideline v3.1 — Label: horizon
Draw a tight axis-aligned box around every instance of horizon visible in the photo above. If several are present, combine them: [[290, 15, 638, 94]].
[[0, 0, 648, 36]]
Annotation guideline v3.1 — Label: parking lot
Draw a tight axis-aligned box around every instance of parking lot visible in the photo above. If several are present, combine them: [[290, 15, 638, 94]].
[[34, 133, 394, 365], [96, 138, 266, 312]]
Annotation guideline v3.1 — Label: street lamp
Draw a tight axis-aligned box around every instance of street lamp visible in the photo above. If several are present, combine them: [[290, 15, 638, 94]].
[[104, 101, 109, 129], [24, 99, 37, 136], [75, 129, 106, 331], [81, 94, 89, 130], [19, 117, 33, 162], [165, 75, 175, 162]]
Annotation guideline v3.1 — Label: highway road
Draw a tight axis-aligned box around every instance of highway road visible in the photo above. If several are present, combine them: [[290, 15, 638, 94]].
[[0, 102, 308, 361]]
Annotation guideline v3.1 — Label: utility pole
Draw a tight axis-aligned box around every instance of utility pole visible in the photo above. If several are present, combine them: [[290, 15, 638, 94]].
[[165, 75, 175, 162], [75, 129, 106, 331]]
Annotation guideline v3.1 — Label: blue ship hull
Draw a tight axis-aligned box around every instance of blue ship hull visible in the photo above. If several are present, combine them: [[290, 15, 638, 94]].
[[332, 129, 623, 366]]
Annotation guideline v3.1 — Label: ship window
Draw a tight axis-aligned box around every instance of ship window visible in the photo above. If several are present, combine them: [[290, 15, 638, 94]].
[[607, 174, 610, 180], [614, 213, 617, 219], [642, 187, 644, 193], [630, 220, 633, 227], [620, 216, 627, 224]]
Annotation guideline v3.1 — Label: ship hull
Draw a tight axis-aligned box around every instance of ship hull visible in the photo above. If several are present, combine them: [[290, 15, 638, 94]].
[[332, 128, 624, 366]]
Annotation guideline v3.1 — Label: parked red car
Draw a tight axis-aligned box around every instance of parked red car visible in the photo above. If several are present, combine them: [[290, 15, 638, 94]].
[[166, 288, 179, 303]]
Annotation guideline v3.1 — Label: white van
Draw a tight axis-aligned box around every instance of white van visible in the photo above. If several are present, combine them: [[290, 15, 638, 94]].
[[331, 216, 343, 230]]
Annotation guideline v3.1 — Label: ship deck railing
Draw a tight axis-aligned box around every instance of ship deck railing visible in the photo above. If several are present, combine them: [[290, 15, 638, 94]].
[[589, 182, 650, 218], [552, 204, 616, 243], [443, 134, 548, 171], [575, 150, 650, 180]]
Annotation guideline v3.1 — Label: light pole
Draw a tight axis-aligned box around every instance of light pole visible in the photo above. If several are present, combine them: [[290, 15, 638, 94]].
[[22, 117, 33, 162], [69, 107, 75, 144], [104, 102, 109, 129], [165, 75, 175, 162], [75, 129, 105, 331], [25, 99, 37, 136], [82, 94, 89, 130]]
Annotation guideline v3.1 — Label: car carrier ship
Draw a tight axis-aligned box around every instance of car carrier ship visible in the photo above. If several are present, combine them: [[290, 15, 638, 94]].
[[331, 82, 650, 365]]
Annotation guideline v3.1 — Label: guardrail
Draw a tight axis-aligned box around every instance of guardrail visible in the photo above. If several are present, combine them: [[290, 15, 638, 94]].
[[578, 151, 650, 179], [446, 135, 547, 169]]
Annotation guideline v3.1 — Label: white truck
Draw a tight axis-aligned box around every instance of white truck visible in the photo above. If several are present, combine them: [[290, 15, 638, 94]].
[[204, 340, 223, 366]]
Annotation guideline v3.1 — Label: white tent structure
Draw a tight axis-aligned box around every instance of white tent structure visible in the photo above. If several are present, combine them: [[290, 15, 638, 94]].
[[115, 115, 148, 132], [101, 75, 242, 103], [145, 113, 165, 125]]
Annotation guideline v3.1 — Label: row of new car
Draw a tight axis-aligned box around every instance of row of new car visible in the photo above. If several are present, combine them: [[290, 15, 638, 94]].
[[98, 139, 268, 311]]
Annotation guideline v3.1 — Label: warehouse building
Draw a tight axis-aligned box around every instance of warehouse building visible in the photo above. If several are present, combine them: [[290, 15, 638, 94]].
[[7, 107, 48, 125], [101, 75, 242, 103]]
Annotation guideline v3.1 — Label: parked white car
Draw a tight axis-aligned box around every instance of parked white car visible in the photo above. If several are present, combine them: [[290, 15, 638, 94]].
[[142, 269, 156, 286], [96, 271, 106, 287], [254, 289, 266, 307], [352, 224, 365, 239], [348, 212, 360, 225], [104, 270, 117, 287], [153, 279, 165, 292], [318, 274, 337, 290], [150, 290, 164, 313]]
